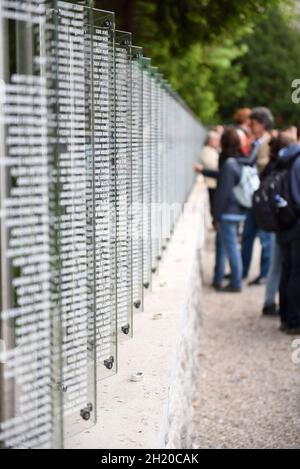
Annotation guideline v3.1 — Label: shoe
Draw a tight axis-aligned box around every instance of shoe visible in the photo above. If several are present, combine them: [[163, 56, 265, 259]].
[[212, 282, 223, 292], [249, 276, 267, 286], [219, 285, 242, 293], [284, 326, 300, 336], [262, 304, 278, 317], [279, 323, 287, 332]]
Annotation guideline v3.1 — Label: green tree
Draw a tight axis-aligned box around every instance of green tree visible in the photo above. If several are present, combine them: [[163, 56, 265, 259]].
[[93, 0, 286, 123], [158, 40, 249, 124], [95, 0, 281, 56], [91, 0, 299, 125], [226, 6, 300, 126]]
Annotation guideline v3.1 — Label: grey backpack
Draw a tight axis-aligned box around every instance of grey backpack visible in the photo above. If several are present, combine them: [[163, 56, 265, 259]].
[[233, 166, 260, 208]]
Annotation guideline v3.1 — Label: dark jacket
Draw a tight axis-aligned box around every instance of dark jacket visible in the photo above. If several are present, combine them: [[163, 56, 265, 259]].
[[279, 144, 300, 208], [212, 157, 245, 222], [277, 144, 300, 243], [260, 159, 278, 182]]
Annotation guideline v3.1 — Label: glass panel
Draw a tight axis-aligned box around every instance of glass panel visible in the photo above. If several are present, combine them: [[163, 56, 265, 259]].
[[49, 0, 96, 440], [114, 31, 133, 339], [150, 68, 160, 275], [130, 46, 143, 311], [141, 59, 152, 291], [0, 0, 57, 449], [165, 88, 173, 237], [170, 93, 180, 229], [156, 75, 164, 260], [160, 81, 171, 250], [82, 6, 118, 380]]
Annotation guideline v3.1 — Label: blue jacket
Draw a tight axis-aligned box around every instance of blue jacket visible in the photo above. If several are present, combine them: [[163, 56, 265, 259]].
[[279, 144, 300, 209], [277, 144, 300, 242], [212, 157, 246, 222]]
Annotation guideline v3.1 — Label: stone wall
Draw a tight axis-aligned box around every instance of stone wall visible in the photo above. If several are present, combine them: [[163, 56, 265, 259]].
[[162, 183, 207, 449]]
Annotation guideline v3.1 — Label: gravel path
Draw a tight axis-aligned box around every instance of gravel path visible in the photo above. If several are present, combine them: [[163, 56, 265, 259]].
[[193, 228, 300, 449]]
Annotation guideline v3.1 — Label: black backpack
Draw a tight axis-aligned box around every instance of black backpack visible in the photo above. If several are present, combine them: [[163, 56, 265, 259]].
[[252, 152, 300, 233]]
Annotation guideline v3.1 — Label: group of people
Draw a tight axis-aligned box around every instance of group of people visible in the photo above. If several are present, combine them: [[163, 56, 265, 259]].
[[194, 107, 300, 335]]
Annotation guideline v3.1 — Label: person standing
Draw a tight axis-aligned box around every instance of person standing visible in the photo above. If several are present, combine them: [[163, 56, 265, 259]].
[[261, 134, 293, 316], [198, 130, 220, 216], [276, 137, 300, 334], [212, 127, 247, 293], [194, 130, 224, 290], [241, 107, 274, 285]]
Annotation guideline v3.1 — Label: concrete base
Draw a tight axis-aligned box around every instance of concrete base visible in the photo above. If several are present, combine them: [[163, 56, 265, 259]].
[[66, 180, 206, 449]]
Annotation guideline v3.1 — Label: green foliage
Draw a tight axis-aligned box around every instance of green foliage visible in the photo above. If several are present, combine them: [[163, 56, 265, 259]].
[[203, 41, 249, 123], [157, 40, 248, 124], [95, 0, 280, 54], [162, 44, 218, 123], [92, 0, 299, 125], [229, 7, 300, 126]]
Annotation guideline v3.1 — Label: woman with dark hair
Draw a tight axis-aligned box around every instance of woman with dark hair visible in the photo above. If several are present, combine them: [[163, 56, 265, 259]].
[[195, 126, 253, 292], [212, 127, 247, 292]]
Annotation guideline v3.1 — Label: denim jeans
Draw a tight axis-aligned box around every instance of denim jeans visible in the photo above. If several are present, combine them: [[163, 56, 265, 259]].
[[242, 209, 272, 279], [279, 236, 300, 328], [214, 230, 226, 286], [219, 216, 244, 290], [264, 234, 282, 307]]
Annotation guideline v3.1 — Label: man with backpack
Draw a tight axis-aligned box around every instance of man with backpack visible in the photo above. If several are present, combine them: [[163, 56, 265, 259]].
[[252, 126, 300, 334], [241, 107, 274, 286], [276, 137, 300, 334]]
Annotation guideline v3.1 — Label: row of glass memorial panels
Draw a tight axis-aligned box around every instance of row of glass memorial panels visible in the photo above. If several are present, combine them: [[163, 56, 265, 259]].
[[0, 0, 205, 449]]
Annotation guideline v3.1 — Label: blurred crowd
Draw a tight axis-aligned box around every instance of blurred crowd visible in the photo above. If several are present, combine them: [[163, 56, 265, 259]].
[[194, 107, 300, 335]]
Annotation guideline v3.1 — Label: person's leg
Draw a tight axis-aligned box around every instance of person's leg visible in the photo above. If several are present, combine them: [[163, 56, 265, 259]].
[[213, 230, 226, 287], [279, 242, 291, 328], [208, 189, 215, 218], [242, 210, 257, 278], [286, 237, 300, 328], [264, 235, 282, 308], [259, 229, 272, 279], [220, 220, 242, 290]]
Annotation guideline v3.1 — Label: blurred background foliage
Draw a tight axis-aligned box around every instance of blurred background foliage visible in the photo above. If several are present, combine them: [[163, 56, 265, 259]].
[[90, 0, 300, 126]]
